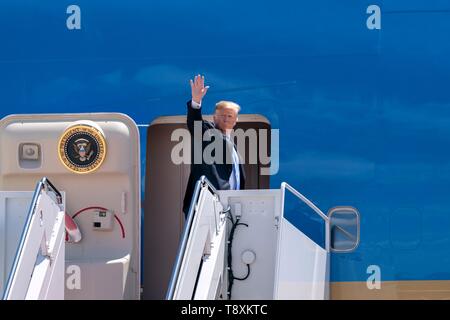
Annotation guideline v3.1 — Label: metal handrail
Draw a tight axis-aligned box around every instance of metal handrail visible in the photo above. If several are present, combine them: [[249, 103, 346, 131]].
[[199, 175, 218, 194], [280, 182, 330, 253], [2, 177, 62, 300], [166, 176, 218, 300], [42, 177, 63, 205]]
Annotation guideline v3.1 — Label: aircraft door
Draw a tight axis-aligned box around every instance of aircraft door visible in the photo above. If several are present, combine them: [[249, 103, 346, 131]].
[[274, 182, 330, 299]]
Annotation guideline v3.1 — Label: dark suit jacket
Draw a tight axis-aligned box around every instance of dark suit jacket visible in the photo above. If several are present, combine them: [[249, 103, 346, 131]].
[[183, 100, 246, 215]]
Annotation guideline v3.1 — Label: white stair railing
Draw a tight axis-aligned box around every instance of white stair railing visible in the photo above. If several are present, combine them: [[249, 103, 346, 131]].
[[2, 178, 65, 300]]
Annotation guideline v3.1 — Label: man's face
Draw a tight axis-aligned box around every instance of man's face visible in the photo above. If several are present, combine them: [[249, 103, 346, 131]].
[[214, 107, 238, 132]]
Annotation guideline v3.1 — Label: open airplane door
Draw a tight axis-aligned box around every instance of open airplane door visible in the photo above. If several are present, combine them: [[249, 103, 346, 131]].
[[2, 178, 65, 300], [143, 114, 271, 299], [273, 182, 330, 300], [166, 177, 227, 300]]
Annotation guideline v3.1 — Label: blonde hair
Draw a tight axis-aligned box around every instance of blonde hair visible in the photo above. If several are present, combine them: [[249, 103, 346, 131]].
[[215, 101, 241, 114]]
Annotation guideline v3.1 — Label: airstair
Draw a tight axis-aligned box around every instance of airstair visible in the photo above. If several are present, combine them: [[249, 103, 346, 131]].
[[166, 176, 357, 300], [1, 178, 65, 300]]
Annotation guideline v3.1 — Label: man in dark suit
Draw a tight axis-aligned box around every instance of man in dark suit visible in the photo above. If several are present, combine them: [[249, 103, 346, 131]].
[[183, 74, 246, 216]]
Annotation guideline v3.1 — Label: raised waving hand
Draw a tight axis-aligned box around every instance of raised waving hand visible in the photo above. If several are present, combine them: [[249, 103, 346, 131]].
[[190, 74, 209, 104]]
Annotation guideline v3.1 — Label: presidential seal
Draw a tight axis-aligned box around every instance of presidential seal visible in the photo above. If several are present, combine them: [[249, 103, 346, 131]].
[[58, 122, 106, 174]]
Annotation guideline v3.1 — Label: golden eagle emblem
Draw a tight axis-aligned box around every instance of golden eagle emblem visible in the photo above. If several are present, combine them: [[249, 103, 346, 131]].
[[58, 122, 106, 174], [73, 138, 94, 162]]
